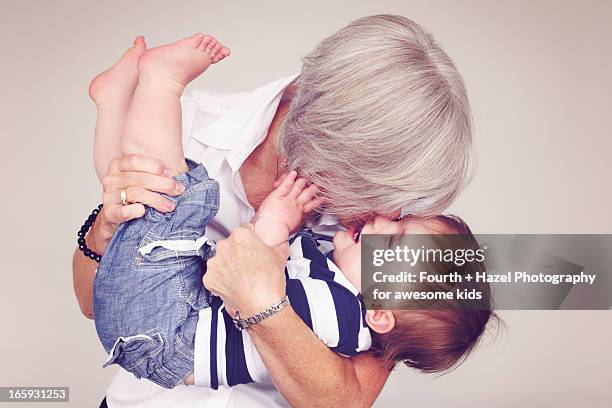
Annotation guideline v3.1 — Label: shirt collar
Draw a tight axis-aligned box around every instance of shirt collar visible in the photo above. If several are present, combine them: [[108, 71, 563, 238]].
[[189, 74, 299, 161]]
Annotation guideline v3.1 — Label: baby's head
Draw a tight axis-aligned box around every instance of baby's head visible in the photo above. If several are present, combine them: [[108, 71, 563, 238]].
[[333, 214, 496, 373]]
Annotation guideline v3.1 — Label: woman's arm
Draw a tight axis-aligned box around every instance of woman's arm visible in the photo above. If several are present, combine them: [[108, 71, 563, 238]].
[[72, 230, 104, 319], [72, 155, 184, 318], [204, 224, 392, 407], [250, 307, 392, 407]]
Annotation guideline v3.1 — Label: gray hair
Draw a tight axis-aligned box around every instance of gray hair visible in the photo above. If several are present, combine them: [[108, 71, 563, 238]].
[[277, 14, 473, 219]]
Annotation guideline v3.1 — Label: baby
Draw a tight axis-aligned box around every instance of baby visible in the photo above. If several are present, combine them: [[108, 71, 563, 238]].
[[91, 33, 494, 389]]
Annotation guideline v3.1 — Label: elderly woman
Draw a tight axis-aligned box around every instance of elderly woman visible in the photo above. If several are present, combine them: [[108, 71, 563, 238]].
[[73, 14, 472, 408]]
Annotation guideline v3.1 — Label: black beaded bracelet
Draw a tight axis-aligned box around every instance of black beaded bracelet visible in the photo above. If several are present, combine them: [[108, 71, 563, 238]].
[[77, 204, 103, 263]]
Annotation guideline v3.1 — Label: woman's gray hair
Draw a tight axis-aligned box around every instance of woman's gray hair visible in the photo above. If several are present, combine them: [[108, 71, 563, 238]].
[[278, 14, 473, 219]]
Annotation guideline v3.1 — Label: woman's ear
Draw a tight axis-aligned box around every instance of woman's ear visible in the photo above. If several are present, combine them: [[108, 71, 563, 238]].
[[365, 310, 395, 334]]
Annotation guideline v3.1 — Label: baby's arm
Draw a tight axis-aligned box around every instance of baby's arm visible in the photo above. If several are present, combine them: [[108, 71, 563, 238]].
[[253, 171, 323, 247]]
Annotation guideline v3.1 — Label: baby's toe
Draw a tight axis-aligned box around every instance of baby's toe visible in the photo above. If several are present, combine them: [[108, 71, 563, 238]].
[[205, 38, 218, 53], [198, 35, 213, 51], [186, 33, 205, 49], [210, 43, 223, 58], [133, 36, 146, 51], [212, 48, 230, 63]]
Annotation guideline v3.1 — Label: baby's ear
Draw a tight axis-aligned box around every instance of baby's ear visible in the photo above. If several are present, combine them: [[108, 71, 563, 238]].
[[365, 310, 395, 334]]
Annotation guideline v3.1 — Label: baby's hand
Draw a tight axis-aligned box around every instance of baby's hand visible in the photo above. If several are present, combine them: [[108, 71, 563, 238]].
[[254, 171, 324, 247]]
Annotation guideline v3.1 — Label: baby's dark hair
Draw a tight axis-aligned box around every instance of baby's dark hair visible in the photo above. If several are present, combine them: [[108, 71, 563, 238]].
[[371, 215, 498, 373]]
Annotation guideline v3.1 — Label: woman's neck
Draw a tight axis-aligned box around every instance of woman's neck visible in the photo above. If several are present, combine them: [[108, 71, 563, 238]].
[[239, 98, 291, 210]]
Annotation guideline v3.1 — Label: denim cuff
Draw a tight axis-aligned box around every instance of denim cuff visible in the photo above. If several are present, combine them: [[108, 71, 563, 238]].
[[146, 159, 220, 224], [172, 158, 213, 193]]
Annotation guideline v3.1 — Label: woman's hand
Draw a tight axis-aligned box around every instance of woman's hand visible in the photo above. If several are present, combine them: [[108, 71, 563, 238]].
[[90, 154, 185, 254], [203, 223, 290, 316], [73, 154, 184, 319], [202, 225, 391, 408]]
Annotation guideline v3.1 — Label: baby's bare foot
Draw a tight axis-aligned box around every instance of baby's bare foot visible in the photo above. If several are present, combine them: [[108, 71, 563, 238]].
[[120, 34, 230, 175], [137, 33, 230, 94], [90, 36, 146, 181], [89, 36, 147, 106]]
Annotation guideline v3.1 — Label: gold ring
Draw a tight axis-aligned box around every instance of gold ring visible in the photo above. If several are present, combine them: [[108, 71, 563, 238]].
[[120, 189, 128, 206]]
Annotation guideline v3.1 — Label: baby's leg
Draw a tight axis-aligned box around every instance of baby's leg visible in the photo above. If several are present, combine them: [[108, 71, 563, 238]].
[[89, 36, 146, 181], [121, 33, 230, 175]]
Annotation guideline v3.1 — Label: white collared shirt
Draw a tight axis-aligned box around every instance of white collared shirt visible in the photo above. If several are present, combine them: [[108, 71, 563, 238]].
[[105, 74, 301, 408]]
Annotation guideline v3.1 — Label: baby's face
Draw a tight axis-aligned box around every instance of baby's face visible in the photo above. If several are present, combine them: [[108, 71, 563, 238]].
[[333, 216, 453, 291]]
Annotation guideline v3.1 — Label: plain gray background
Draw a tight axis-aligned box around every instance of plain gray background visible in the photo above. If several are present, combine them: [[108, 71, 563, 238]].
[[1, 1, 611, 407]]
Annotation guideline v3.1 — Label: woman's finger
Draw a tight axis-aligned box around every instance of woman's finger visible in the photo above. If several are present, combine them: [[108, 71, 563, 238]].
[[203, 257, 228, 296], [125, 186, 176, 212], [123, 172, 184, 195], [105, 203, 146, 224], [108, 154, 169, 176], [272, 241, 290, 261], [103, 186, 177, 213], [297, 184, 320, 205], [202, 270, 216, 294], [103, 172, 184, 196], [229, 223, 259, 245]]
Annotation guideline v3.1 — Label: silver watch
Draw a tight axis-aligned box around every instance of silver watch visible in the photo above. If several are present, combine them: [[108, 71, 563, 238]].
[[232, 296, 290, 331]]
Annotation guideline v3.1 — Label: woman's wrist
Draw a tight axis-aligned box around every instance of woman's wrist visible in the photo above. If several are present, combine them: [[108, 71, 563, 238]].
[[233, 295, 290, 330], [247, 303, 293, 336], [86, 210, 115, 255], [226, 287, 287, 318]]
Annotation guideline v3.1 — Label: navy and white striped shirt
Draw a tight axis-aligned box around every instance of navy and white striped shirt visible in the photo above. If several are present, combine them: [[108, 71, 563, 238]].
[[194, 230, 372, 389]]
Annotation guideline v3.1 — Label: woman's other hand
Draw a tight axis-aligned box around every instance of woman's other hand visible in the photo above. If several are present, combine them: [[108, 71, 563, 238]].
[[203, 223, 290, 317], [90, 154, 185, 254]]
